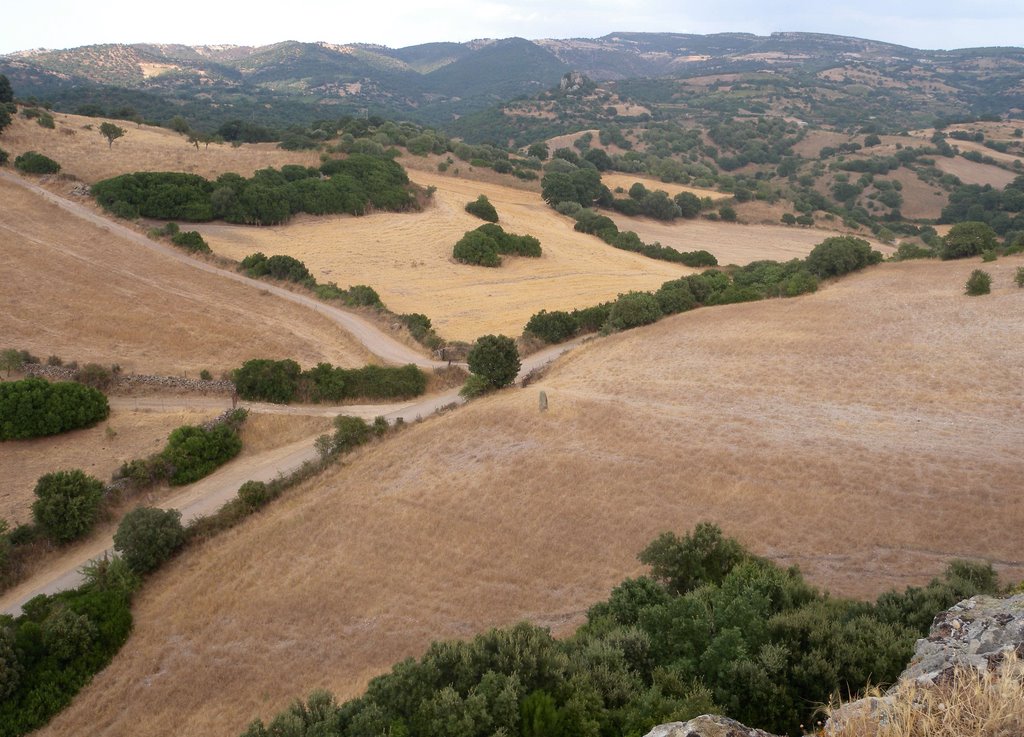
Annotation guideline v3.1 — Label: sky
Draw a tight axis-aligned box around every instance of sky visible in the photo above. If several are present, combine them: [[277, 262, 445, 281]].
[[2, 0, 1022, 55]]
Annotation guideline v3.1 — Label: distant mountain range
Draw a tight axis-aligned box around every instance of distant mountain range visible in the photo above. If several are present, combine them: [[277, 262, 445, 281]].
[[3, 32, 1023, 133]]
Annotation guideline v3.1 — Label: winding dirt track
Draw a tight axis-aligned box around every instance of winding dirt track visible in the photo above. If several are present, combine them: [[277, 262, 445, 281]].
[[0, 172, 585, 616]]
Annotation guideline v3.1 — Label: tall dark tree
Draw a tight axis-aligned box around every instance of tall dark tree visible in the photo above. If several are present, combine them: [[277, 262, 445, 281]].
[[467, 334, 521, 389], [0, 74, 12, 104]]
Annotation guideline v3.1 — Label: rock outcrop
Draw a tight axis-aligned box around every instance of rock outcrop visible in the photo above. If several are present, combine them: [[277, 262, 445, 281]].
[[643, 715, 781, 737], [642, 593, 1024, 737]]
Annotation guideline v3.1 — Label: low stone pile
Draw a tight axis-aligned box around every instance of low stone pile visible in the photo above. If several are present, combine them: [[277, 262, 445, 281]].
[[24, 363, 234, 393]]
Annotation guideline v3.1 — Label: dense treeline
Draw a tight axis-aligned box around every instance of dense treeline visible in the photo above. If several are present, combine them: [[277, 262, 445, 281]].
[[525, 237, 877, 344], [940, 175, 1024, 237], [0, 379, 109, 441], [0, 568, 134, 737], [232, 359, 427, 404], [91, 154, 416, 225], [241, 524, 1005, 737]]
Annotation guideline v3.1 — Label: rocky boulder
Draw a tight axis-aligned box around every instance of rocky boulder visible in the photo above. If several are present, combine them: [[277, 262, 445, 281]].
[[643, 715, 781, 737]]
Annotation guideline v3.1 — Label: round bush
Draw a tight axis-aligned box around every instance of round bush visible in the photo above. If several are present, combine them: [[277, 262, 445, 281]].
[[465, 195, 499, 222], [113, 507, 185, 574], [467, 335, 521, 389], [805, 236, 882, 278], [941, 221, 998, 260], [453, 230, 501, 267], [965, 269, 991, 295], [31, 470, 105, 544], [14, 150, 60, 174]]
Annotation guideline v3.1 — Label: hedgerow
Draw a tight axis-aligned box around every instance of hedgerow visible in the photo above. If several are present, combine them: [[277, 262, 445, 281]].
[[232, 360, 427, 404]]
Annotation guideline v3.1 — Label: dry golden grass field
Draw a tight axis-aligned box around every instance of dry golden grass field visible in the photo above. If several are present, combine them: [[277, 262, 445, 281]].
[[609, 212, 894, 264], [934, 156, 1017, 188], [0, 176, 375, 374], [38, 254, 1024, 737], [599, 173, 730, 201], [1, 111, 321, 183], [0, 407, 214, 525], [194, 169, 690, 341]]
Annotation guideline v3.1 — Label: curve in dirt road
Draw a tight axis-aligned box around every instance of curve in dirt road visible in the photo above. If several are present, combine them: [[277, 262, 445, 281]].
[[0, 337, 588, 616], [0, 170, 446, 370]]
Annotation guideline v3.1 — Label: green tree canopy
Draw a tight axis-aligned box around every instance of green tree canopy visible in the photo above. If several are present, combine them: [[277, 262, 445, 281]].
[[941, 221, 998, 260], [99, 122, 126, 148], [32, 470, 105, 544], [467, 335, 521, 389]]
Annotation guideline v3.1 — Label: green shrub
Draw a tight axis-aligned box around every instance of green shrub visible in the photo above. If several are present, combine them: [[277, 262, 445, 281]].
[[332, 416, 372, 453], [31, 470, 105, 544], [0, 148, 8, 167], [655, 282, 697, 315], [233, 358, 302, 403], [346, 284, 382, 307], [474, 223, 542, 258], [75, 363, 113, 390], [237, 481, 270, 511], [240, 253, 313, 284], [161, 424, 243, 485], [1015, 266, 1024, 288], [467, 335, 521, 389], [894, 242, 934, 260], [170, 230, 211, 254], [941, 221, 998, 260], [608, 291, 663, 330], [113, 507, 185, 574], [805, 236, 883, 278], [13, 151, 60, 175], [965, 269, 992, 295], [0, 379, 109, 440], [525, 310, 579, 343], [465, 195, 499, 222], [458, 373, 493, 398], [453, 229, 501, 267]]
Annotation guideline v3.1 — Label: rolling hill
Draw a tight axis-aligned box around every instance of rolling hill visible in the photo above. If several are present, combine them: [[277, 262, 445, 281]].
[[31, 253, 1024, 737]]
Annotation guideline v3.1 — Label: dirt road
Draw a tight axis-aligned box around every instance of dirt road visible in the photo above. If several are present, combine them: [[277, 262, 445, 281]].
[[0, 337, 585, 616]]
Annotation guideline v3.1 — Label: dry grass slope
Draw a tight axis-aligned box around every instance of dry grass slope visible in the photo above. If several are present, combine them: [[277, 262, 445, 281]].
[[0, 111, 321, 183], [37, 255, 1024, 737], [0, 177, 375, 375]]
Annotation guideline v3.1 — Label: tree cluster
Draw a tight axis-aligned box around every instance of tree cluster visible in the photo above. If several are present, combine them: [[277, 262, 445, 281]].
[[91, 154, 416, 225], [241, 524, 1003, 737], [571, 209, 718, 267]]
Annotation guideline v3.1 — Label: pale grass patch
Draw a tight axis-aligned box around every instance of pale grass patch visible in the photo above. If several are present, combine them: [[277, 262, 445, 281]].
[[238, 414, 334, 457], [825, 654, 1024, 737]]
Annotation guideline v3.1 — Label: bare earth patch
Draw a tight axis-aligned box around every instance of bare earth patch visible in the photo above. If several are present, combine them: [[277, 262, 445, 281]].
[[38, 255, 1024, 737]]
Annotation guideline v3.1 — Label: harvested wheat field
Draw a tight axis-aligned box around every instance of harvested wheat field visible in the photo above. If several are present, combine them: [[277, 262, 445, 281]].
[[0, 407, 214, 525], [886, 169, 948, 220], [0, 176, 374, 374], [599, 172, 729, 201], [195, 169, 689, 341], [39, 255, 1024, 737], [0, 111, 320, 183], [609, 211, 894, 264], [934, 156, 1017, 188]]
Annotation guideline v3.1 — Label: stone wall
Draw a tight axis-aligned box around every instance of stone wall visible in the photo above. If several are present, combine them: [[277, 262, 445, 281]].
[[24, 363, 234, 393]]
